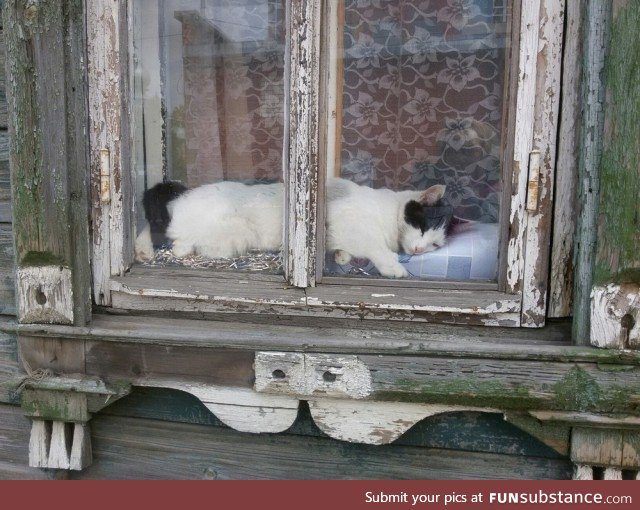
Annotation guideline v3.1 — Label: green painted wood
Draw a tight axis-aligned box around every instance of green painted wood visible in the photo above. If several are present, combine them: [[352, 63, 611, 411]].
[[3, 0, 90, 324], [594, 1, 640, 286]]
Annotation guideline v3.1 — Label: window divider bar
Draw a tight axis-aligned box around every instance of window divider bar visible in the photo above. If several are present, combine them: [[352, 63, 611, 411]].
[[285, 0, 322, 288]]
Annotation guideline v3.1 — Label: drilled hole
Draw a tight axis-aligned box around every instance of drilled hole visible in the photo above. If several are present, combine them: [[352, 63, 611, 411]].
[[621, 313, 636, 330], [35, 288, 47, 305], [272, 369, 286, 379], [323, 371, 337, 382]]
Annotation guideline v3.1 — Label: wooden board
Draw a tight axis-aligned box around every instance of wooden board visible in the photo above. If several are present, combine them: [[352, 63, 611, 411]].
[[110, 266, 522, 326], [66, 413, 571, 480], [4, 1, 91, 325], [549, 0, 583, 318], [0, 223, 15, 316], [0, 404, 65, 479], [521, 0, 565, 327], [13, 313, 640, 366], [102, 387, 565, 459]]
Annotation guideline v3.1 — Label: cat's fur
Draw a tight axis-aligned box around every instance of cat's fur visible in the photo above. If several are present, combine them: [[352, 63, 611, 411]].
[[134, 178, 447, 278], [325, 178, 446, 278]]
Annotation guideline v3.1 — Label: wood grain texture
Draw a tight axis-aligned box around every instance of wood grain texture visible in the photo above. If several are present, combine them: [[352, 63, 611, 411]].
[[0, 131, 10, 222], [66, 413, 571, 480], [573, 0, 612, 345], [0, 26, 7, 130], [549, 0, 583, 318], [506, 0, 541, 294], [103, 387, 566, 459], [521, 0, 565, 327], [0, 405, 64, 479], [594, 1, 640, 287], [3, 0, 91, 325], [111, 266, 522, 326], [16, 266, 73, 324], [591, 283, 639, 349], [13, 313, 640, 366], [0, 223, 15, 316], [87, 1, 133, 306], [285, 0, 321, 288], [570, 426, 640, 469]]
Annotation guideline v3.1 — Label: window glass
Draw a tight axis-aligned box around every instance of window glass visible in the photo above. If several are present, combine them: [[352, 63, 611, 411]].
[[324, 0, 511, 281], [132, 0, 286, 274]]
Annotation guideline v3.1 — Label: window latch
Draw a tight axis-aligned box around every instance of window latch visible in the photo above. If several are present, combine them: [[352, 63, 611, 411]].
[[99, 149, 110, 204], [526, 150, 541, 213]]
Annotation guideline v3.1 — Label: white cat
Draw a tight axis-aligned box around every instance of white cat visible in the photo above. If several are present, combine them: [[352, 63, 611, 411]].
[[325, 178, 446, 278], [134, 178, 447, 278]]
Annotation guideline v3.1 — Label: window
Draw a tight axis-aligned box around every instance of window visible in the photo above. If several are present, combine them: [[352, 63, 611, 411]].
[[87, 0, 562, 328]]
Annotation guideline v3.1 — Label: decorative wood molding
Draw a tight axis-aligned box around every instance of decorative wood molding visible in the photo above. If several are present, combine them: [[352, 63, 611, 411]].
[[137, 380, 299, 434], [591, 283, 639, 349], [255, 352, 372, 399], [20, 374, 131, 471], [571, 427, 640, 473]]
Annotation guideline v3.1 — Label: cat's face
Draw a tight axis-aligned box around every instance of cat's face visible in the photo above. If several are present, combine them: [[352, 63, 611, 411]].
[[400, 185, 447, 256]]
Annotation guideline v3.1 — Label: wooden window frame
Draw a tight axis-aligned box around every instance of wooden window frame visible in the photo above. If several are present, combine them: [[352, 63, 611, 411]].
[[88, 0, 564, 328]]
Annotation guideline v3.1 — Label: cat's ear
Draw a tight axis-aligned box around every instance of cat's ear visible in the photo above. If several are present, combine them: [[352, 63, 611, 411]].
[[418, 184, 446, 205]]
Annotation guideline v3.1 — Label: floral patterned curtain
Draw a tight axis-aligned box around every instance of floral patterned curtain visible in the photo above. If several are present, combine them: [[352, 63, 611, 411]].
[[339, 0, 510, 222], [178, 0, 286, 187]]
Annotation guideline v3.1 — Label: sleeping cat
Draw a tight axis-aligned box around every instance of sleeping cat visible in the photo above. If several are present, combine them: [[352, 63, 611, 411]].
[[134, 178, 447, 278]]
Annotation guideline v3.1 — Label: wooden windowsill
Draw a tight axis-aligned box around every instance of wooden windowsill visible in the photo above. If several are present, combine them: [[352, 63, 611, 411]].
[[109, 265, 523, 327]]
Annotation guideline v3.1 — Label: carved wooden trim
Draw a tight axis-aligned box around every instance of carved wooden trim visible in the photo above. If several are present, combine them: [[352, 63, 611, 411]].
[[591, 283, 639, 349], [20, 375, 131, 471]]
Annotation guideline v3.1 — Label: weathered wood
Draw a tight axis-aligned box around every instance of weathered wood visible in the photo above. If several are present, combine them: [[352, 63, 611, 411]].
[[0, 131, 10, 222], [11, 313, 640, 366], [68, 414, 571, 480], [594, 1, 640, 288], [549, 0, 583, 318], [18, 336, 85, 374], [102, 387, 566, 459], [285, 0, 321, 288], [87, 1, 133, 306], [85, 341, 255, 388], [0, 25, 6, 130], [0, 405, 65, 479], [0, 223, 15, 316], [307, 399, 493, 446], [591, 283, 639, 349], [255, 352, 373, 399], [356, 354, 640, 414], [136, 381, 299, 434], [111, 266, 522, 326], [506, 0, 540, 294], [573, 0, 612, 345], [16, 266, 73, 324], [3, 0, 91, 326], [504, 412, 570, 456], [521, 0, 565, 327], [0, 330, 18, 384], [573, 464, 593, 480], [571, 427, 640, 469]]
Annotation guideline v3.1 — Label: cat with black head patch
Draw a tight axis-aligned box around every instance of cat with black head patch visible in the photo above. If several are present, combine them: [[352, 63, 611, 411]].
[[135, 178, 449, 278], [326, 178, 447, 278]]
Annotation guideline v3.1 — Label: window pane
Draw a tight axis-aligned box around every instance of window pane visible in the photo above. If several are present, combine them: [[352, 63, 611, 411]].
[[324, 0, 511, 281], [132, 0, 286, 274]]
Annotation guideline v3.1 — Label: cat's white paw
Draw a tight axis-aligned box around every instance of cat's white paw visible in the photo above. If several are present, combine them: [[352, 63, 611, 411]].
[[172, 240, 194, 258], [334, 249, 352, 265], [134, 227, 154, 262], [378, 263, 409, 279]]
